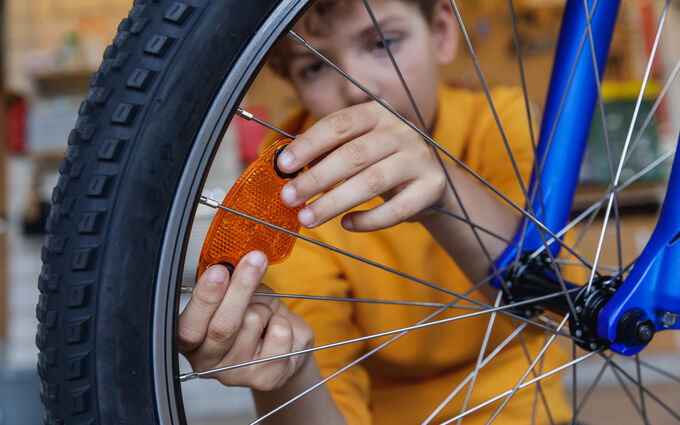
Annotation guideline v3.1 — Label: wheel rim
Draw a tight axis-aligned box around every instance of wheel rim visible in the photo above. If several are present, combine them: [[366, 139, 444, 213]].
[[152, 1, 310, 423]]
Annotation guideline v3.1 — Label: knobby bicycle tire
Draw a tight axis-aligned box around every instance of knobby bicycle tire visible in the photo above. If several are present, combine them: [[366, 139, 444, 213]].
[[37, 1, 308, 423]]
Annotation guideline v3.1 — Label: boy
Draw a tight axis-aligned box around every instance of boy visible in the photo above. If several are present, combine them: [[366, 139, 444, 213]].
[[178, 0, 571, 423]]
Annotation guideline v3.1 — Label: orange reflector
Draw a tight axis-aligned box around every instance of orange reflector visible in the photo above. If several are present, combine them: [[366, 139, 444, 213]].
[[197, 138, 303, 279]]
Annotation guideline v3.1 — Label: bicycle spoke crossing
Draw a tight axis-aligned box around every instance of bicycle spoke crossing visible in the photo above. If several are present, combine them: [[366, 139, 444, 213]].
[[586, 0, 671, 294]]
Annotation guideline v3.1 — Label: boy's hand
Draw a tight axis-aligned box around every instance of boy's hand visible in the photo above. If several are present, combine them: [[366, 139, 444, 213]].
[[177, 251, 314, 391], [276, 101, 448, 232]]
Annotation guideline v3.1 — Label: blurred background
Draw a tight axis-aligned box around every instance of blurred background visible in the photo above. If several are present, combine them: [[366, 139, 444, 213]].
[[0, 0, 678, 424]]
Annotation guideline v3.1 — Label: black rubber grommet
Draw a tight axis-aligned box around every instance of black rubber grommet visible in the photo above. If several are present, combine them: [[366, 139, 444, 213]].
[[220, 262, 235, 276], [273, 146, 302, 179]]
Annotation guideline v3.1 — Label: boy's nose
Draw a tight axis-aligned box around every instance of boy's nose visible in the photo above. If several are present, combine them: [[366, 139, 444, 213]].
[[343, 78, 374, 106], [341, 61, 379, 106]]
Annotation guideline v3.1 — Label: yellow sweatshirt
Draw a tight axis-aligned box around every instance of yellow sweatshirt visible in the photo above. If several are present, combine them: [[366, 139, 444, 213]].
[[263, 85, 571, 424]]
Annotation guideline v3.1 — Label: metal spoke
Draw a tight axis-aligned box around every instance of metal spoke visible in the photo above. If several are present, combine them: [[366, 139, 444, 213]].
[[198, 197, 463, 299], [518, 0, 599, 252], [198, 196, 581, 339], [508, 0, 548, 258], [421, 323, 529, 424], [360, 0, 426, 132], [431, 206, 519, 248], [236, 105, 518, 251], [235, 107, 295, 139], [447, 0, 539, 214], [514, 328, 556, 425], [572, 342, 578, 422], [571, 355, 611, 422], [536, 315, 568, 332], [360, 0, 515, 295], [535, 322, 551, 425], [610, 362, 646, 417], [250, 266, 525, 424], [533, 0, 599, 186], [438, 350, 601, 425], [635, 354, 650, 425], [564, 199, 604, 263], [179, 287, 580, 382], [634, 358, 680, 383], [448, 0, 581, 321], [546, 55, 680, 262], [580, 0, 623, 272], [507, 0, 540, 194], [181, 286, 483, 310], [607, 357, 680, 422], [622, 56, 680, 168], [483, 316, 570, 424], [286, 30, 597, 273], [455, 293, 503, 425], [250, 279, 462, 424], [529, 148, 676, 262], [551, 258, 619, 273], [586, 0, 671, 293]]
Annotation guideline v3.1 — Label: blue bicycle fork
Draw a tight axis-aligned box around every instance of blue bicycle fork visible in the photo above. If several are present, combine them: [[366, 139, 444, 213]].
[[493, 0, 680, 354]]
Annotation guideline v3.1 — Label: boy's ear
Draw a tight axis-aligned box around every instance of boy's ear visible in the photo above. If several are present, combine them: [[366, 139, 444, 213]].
[[431, 0, 458, 66]]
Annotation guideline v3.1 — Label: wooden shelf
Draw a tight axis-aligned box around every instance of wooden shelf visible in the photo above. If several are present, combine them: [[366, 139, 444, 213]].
[[34, 68, 95, 96], [572, 182, 665, 215]]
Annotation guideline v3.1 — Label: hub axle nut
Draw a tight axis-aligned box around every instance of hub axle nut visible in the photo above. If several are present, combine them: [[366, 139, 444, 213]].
[[617, 310, 655, 346]]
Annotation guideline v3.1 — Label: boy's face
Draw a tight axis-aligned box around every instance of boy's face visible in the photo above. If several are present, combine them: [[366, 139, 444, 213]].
[[284, 0, 457, 129]]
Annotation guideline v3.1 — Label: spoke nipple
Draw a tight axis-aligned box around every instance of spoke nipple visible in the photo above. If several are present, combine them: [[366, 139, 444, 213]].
[[574, 329, 583, 338], [199, 196, 220, 209], [287, 30, 306, 46], [179, 372, 199, 382], [236, 108, 253, 120], [589, 342, 598, 350], [575, 305, 583, 314]]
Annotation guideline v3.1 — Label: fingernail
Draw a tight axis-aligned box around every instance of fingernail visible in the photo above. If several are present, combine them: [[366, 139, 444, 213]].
[[298, 208, 315, 227], [278, 150, 294, 171], [207, 267, 227, 284], [246, 251, 267, 267], [280, 185, 297, 206], [342, 216, 354, 230]]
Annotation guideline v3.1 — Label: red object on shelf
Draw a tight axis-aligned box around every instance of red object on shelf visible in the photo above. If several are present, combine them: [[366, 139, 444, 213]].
[[236, 106, 272, 165], [6, 95, 28, 154]]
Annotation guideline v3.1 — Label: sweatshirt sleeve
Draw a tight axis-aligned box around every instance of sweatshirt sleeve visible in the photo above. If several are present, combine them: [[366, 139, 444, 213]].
[[465, 87, 536, 208]]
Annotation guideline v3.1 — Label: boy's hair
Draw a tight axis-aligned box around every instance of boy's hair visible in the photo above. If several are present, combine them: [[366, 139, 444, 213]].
[[269, 0, 439, 78]]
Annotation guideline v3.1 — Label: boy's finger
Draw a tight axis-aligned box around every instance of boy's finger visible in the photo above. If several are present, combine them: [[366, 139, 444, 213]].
[[259, 314, 294, 359], [177, 265, 229, 353], [342, 180, 439, 231], [199, 251, 268, 353], [296, 156, 408, 228], [277, 102, 379, 174], [280, 132, 397, 208], [227, 303, 274, 363], [256, 315, 295, 382]]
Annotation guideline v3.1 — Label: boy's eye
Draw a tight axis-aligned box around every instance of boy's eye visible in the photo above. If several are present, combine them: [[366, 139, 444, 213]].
[[299, 61, 326, 80], [370, 36, 399, 53]]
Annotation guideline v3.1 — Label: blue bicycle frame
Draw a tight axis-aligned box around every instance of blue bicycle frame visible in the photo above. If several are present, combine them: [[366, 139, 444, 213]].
[[495, 0, 680, 355]]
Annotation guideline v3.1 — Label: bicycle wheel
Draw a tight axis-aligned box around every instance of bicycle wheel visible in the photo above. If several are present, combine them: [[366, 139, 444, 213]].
[[36, 0, 679, 424]]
